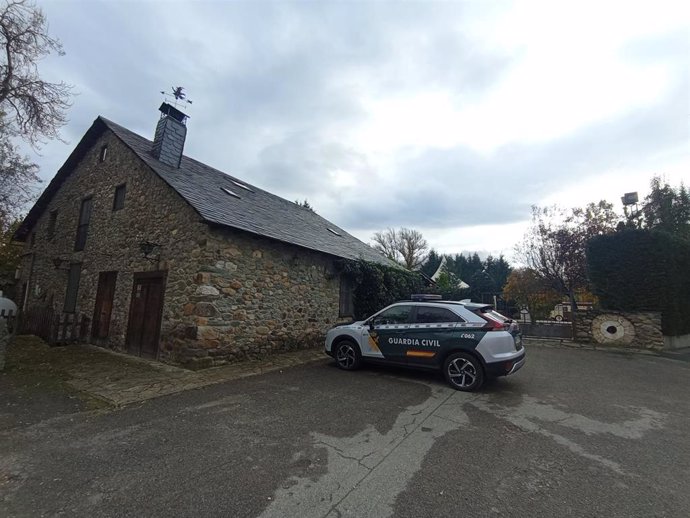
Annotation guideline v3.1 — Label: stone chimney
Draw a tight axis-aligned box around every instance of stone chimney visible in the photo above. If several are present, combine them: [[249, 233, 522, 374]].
[[151, 102, 188, 168]]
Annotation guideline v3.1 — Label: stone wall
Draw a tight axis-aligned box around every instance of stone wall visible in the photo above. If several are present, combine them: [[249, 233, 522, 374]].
[[575, 311, 664, 350], [18, 129, 205, 354], [163, 226, 342, 369]]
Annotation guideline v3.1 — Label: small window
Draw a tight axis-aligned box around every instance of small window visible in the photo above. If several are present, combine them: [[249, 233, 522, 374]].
[[339, 277, 354, 318], [47, 210, 58, 240], [64, 263, 82, 313], [20, 282, 28, 310], [113, 184, 126, 211], [327, 228, 341, 237], [414, 306, 460, 324], [99, 145, 108, 162], [74, 197, 93, 251], [371, 305, 412, 326]]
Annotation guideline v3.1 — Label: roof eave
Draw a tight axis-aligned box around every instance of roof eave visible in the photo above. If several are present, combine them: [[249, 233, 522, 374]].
[[203, 219, 396, 267]]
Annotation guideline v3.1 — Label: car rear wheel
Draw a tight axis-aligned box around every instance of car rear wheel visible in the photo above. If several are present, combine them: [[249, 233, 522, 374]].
[[443, 352, 484, 391], [334, 340, 362, 371]]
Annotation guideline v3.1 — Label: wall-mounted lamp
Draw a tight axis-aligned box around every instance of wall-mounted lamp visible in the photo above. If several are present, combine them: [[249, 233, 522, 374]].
[[139, 241, 161, 261], [52, 257, 70, 270]]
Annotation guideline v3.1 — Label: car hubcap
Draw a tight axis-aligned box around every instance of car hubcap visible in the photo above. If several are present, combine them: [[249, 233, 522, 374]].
[[336, 344, 356, 368], [448, 358, 477, 388]]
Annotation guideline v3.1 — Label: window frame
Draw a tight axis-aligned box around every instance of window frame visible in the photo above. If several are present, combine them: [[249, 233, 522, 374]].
[[112, 183, 126, 211], [74, 196, 93, 252], [63, 262, 82, 313], [99, 145, 108, 162], [338, 276, 354, 318], [47, 210, 58, 240]]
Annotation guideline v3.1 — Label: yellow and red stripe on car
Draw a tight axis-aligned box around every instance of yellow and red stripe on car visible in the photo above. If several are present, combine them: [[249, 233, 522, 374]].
[[406, 350, 436, 358]]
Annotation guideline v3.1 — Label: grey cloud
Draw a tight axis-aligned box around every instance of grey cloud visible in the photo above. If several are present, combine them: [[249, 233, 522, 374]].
[[335, 75, 688, 230], [621, 29, 689, 65], [28, 0, 686, 247], [163, 3, 515, 199], [246, 131, 371, 196]]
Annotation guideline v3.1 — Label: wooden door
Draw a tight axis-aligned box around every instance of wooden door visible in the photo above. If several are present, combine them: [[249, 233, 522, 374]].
[[126, 272, 166, 358], [92, 271, 118, 340]]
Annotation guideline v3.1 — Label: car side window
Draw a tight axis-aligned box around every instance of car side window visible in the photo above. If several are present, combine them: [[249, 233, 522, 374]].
[[372, 306, 412, 326], [415, 306, 461, 324]]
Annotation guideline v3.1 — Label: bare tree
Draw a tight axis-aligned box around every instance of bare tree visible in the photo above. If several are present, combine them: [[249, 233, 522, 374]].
[[372, 228, 399, 262], [397, 227, 428, 269], [515, 201, 618, 316], [1, 0, 72, 146], [371, 227, 428, 269], [0, 1, 68, 222], [502, 267, 561, 320], [0, 129, 38, 224]]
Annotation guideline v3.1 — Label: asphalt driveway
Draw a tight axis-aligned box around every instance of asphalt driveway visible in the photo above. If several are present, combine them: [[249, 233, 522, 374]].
[[1, 344, 689, 517]]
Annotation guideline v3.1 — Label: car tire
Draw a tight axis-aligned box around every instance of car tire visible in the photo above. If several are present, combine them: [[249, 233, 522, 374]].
[[555, 315, 563, 322], [443, 352, 484, 392], [333, 339, 362, 371]]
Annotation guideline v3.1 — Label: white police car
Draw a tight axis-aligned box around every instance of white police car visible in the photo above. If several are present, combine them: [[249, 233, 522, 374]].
[[325, 296, 525, 391]]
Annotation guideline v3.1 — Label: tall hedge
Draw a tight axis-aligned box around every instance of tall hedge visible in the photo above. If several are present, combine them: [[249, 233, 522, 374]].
[[587, 229, 690, 336], [337, 259, 424, 320]]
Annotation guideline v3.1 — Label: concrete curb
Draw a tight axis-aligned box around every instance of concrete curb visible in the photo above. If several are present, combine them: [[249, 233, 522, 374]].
[[524, 337, 659, 356]]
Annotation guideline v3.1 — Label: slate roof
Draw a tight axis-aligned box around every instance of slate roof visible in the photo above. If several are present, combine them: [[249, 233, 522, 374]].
[[16, 116, 394, 267]]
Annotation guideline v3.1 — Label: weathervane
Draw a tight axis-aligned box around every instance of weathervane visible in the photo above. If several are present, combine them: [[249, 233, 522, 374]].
[[160, 86, 193, 110]]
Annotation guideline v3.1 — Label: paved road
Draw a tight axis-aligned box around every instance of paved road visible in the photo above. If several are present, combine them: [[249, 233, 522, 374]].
[[1, 345, 689, 517]]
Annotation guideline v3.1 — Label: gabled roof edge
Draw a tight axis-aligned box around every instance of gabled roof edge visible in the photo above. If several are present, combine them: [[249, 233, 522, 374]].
[[13, 118, 108, 242]]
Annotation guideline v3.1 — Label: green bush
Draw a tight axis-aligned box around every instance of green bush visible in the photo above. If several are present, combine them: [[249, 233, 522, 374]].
[[337, 259, 424, 320], [587, 229, 690, 335]]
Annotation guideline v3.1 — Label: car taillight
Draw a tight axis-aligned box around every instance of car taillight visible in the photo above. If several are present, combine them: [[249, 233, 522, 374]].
[[484, 318, 507, 331]]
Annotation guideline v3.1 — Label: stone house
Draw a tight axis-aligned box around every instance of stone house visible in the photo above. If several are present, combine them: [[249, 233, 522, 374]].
[[13, 103, 391, 368]]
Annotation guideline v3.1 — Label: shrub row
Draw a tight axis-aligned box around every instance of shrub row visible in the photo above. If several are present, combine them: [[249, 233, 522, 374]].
[[587, 229, 690, 336], [337, 259, 424, 320]]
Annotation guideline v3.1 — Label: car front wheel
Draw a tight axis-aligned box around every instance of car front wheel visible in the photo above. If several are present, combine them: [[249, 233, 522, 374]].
[[333, 340, 362, 371], [443, 352, 484, 391]]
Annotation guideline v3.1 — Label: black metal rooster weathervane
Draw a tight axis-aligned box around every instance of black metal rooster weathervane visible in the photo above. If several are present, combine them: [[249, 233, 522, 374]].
[[160, 86, 193, 109]]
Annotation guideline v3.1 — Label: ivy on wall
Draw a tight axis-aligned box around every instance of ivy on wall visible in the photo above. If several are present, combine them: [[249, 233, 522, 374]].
[[587, 229, 690, 336], [336, 259, 424, 320]]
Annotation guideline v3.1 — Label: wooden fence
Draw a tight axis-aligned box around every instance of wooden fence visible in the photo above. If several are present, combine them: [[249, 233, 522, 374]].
[[2, 307, 91, 345]]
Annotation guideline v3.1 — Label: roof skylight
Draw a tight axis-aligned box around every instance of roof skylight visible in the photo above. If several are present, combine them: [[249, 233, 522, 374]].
[[230, 179, 254, 192], [221, 187, 241, 199], [327, 227, 342, 237]]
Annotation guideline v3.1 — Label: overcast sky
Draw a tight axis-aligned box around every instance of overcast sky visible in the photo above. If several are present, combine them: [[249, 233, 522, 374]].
[[31, 0, 688, 260]]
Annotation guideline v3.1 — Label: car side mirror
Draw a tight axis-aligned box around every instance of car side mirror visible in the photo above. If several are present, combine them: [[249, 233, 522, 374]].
[[368, 320, 375, 331]]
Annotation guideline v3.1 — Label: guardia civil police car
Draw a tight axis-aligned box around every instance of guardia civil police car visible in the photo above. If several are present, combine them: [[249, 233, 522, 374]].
[[325, 295, 525, 391]]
